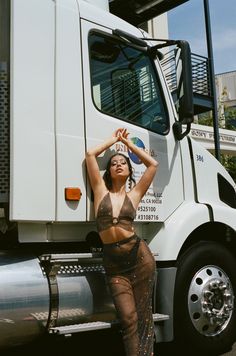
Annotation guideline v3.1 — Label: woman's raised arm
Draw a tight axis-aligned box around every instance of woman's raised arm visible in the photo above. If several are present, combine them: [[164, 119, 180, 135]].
[[119, 129, 159, 200], [85, 130, 121, 193]]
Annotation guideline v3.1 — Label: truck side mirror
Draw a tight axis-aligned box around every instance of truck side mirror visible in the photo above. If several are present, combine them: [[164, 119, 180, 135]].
[[173, 40, 194, 140], [146, 38, 194, 140]]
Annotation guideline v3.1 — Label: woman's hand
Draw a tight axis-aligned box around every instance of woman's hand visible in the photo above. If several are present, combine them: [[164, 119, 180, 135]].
[[115, 128, 130, 143]]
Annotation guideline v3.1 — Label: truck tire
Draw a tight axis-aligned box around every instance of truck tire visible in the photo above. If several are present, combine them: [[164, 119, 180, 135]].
[[174, 241, 236, 355]]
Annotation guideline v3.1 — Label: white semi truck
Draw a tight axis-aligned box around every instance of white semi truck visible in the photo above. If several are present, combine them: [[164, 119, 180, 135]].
[[0, 0, 236, 354]]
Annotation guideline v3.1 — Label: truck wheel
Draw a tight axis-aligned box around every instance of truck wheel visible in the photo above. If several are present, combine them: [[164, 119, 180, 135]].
[[174, 241, 236, 355]]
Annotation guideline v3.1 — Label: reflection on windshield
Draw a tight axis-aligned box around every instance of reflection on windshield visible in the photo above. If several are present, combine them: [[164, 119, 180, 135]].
[[89, 33, 169, 134]]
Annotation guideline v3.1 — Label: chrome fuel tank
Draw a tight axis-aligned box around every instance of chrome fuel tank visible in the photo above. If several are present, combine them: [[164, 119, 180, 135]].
[[0, 251, 116, 348], [42, 253, 116, 327], [0, 251, 49, 348]]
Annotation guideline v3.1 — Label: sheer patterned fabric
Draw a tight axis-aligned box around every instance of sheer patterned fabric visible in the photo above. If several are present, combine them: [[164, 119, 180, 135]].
[[96, 193, 136, 233], [103, 235, 156, 356]]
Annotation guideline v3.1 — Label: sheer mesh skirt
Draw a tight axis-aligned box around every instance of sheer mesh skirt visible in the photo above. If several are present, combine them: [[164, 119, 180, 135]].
[[103, 235, 156, 356]]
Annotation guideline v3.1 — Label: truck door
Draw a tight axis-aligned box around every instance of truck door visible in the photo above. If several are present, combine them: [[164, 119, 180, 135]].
[[81, 19, 184, 224]]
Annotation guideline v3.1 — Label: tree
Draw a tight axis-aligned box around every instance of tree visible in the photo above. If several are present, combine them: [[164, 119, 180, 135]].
[[220, 106, 236, 181], [221, 154, 236, 182], [197, 106, 236, 182]]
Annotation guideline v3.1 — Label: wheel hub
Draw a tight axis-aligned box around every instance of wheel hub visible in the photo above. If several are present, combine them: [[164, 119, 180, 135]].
[[188, 265, 234, 336]]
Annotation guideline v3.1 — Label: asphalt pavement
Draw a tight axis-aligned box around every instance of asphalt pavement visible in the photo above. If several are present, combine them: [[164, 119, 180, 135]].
[[1, 332, 236, 356], [222, 343, 236, 356]]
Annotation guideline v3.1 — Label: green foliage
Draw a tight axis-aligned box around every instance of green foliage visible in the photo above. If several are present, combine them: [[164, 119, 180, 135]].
[[197, 107, 236, 182], [197, 111, 213, 127], [220, 154, 236, 182], [224, 107, 236, 130], [198, 106, 236, 129]]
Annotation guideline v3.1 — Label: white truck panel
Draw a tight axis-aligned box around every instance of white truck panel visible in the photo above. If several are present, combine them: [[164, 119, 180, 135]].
[[79, 0, 143, 37], [55, 0, 86, 221], [178, 137, 196, 202], [10, 0, 55, 221], [18, 222, 48, 243], [18, 221, 97, 243], [148, 201, 210, 260], [191, 138, 235, 205], [82, 0, 109, 11], [211, 204, 236, 231]]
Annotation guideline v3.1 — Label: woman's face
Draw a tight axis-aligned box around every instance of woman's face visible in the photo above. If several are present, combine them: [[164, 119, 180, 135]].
[[109, 155, 130, 180]]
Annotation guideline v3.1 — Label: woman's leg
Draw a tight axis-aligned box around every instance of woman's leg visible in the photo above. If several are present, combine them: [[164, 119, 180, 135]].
[[132, 240, 156, 356], [108, 275, 139, 356], [105, 239, 156, 356]]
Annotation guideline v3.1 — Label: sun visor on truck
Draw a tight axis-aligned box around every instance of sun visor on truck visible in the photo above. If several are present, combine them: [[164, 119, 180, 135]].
[[109, 0, 189, 26]]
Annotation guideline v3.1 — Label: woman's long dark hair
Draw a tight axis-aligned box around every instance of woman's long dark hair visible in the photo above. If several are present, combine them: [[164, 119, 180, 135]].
[[103, 153, 136, 191]]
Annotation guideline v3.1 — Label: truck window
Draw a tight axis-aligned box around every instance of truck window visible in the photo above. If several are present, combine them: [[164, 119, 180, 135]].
[[89, 32, 169, 135]]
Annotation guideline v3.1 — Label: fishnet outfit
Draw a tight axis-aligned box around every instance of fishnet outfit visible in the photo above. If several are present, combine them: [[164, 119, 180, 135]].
[[97, 193, 156, 356]]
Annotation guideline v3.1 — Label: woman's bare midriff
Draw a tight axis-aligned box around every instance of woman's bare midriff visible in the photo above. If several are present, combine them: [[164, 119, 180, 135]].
[[99, 226, 135, 244]]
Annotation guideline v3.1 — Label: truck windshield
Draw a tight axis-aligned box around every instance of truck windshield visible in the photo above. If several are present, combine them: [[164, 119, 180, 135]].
[[89, 32, 169, 134]]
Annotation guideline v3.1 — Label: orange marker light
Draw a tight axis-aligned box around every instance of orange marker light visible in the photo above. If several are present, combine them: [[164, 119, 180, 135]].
[[65, 187, 82, 201]]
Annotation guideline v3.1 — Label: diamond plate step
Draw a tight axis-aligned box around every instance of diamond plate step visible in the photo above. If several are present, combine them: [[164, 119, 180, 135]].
[[49, 313, 169, 336]]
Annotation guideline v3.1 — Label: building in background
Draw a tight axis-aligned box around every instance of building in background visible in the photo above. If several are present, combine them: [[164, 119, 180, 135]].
[[143, 13, 169, 39], [216, 70, 236, 128]]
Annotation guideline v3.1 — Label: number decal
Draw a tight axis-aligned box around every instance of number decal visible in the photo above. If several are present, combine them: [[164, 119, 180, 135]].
[[196, 154, 204, 162]]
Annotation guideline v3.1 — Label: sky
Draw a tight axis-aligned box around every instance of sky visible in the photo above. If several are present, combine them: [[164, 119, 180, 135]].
[[168, 0, 236, 74]]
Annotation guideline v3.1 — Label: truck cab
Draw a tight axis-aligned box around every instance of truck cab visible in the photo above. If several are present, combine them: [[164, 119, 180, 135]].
[[0, 0, 236, 354]]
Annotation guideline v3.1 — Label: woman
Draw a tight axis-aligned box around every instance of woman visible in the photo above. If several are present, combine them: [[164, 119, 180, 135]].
[[85, 128, 159, 356]]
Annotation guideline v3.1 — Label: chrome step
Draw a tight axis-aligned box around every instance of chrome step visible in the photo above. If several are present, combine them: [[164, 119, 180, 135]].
[[40, 252, 103, 263], [40, 251, 158, 263], [49, 313, 169, 336], [49, 321, 117, 335]]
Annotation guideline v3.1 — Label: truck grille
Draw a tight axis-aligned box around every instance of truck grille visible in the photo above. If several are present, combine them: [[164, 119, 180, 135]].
[[0, 62, 9, 202]]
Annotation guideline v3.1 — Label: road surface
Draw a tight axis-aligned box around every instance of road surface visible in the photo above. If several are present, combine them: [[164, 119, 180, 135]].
[[2, 331, 236, 356]]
